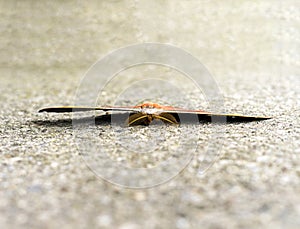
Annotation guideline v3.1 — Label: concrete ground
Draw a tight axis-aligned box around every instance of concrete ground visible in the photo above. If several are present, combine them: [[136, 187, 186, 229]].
[[0, 1, 299, 229]]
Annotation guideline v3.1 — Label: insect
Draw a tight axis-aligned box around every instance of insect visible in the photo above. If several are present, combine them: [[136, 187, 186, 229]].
[[39, 102, 271, 126]]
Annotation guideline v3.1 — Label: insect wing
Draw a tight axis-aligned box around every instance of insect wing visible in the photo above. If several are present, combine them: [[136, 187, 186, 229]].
[[38, 106, 141, 113]]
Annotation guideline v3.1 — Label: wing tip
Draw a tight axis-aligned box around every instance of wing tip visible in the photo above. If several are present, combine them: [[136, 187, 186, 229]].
[[38, 107, 74, 113], [38, 108, 49, 113], [255, 116, 272, 120]]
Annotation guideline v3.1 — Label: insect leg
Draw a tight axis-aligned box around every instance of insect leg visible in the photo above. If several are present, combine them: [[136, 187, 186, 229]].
[[126, 113, 149, 126], [153, 113, 179, 125]]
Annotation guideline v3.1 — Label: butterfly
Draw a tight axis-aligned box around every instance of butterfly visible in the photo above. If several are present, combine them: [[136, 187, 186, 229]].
[[39, 102, 271, 126]]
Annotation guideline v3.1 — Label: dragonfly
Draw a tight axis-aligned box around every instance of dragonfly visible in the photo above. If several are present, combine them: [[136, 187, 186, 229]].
[[39, 102, 271, 126]]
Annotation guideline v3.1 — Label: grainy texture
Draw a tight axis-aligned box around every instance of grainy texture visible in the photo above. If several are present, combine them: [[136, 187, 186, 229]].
[[0, 1, 299, 229]]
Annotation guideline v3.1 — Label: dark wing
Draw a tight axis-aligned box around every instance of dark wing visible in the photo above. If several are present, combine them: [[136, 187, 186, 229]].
[[200, 113, 271, 122], [159, 108, 271, 122], [38, 106, 141, 113]]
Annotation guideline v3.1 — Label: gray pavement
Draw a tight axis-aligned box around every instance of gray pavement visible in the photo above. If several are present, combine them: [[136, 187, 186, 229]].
[[0, 1, 299, 229]]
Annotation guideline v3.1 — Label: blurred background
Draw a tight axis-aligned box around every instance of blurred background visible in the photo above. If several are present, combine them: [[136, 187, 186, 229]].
[[1, 1, 292, 76]]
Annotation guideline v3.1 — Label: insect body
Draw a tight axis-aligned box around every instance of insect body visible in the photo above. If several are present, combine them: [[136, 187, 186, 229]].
[[39, 102, 271, 126], [128, 102, 180, 125]]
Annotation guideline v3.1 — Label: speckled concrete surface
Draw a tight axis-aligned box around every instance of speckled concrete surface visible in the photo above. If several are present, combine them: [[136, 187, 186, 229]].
[[0, 1, 299, 229]]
